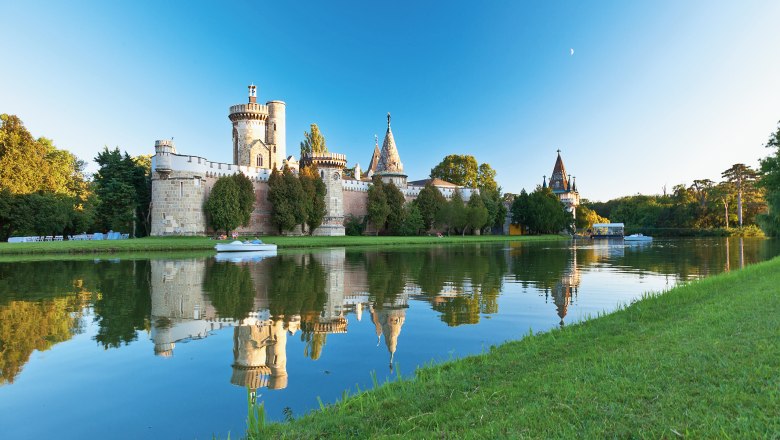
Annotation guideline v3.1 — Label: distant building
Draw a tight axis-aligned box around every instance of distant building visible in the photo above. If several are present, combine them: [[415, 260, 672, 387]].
[[543, 149, 580, 219]]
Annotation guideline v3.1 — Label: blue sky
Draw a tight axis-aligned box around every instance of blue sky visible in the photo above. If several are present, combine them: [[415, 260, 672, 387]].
[[2, 1, 779, 201]]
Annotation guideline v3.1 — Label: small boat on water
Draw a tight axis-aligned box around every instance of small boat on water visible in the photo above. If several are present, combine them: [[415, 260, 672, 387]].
[[215, 250, 277, 263], [215, 240, 277, 252], [624, 233, 653, 242]]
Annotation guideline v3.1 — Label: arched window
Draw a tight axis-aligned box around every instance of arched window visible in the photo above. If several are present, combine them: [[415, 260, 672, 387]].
[[256, 155, 263, 167]]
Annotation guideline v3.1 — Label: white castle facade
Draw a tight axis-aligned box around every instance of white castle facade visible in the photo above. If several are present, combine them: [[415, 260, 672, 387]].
[[150, 85, 477, 237]]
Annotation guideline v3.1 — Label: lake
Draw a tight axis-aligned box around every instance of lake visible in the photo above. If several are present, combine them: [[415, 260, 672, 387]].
[[0, 237, 777, 438]]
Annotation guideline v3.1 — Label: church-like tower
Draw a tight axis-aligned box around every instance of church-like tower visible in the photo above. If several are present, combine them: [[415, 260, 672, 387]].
[[229, 84, 286, 170], [544, 150, 580, 219], [375, 113, 407, 188]]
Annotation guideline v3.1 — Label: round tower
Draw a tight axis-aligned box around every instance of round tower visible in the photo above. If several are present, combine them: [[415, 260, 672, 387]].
[[153, 139, 176, 178], [266, 100, 286, 170], [230, 84, 270, 168], [308, 153, 348, 236]]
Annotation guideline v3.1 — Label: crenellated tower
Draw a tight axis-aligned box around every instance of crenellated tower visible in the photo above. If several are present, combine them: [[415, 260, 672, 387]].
[[229, 84, 286, 170]]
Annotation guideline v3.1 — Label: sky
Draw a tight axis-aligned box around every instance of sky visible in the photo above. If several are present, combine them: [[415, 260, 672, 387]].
[[2, 1, 780, 201]]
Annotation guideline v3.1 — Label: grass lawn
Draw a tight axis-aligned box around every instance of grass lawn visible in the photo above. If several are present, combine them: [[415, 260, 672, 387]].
[[0, 234, 564, 255], [255, 257, 780, 439]]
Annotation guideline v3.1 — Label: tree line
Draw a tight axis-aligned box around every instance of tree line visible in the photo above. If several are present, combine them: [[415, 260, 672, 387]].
[[0, 114, 151, 240]]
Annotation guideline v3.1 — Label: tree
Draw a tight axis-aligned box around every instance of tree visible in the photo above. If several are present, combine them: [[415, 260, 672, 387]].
[[415, 182, 446, 231], [93, 147, 151, 235], [0, 114, 49, 194], [430, 155, 479, 187], [268, 167, 304, 234], [480, 188, 506, 233], [367, 177, 389, 235], [510, 189, 530, 230], [300, 123, 328, 157], [758, 120, 780, 235], [397, 203, 424, 236], [477, 163, 498, 193], [384, 182, 406, 233], [466, 192, 489, 235], [299, 165, 326, 234], [722, 163, 759, 227], [448, 190, 468, 235], [233, 172, 256, 227], [204, 175, 242, 235], [575, 204, 609, 230]]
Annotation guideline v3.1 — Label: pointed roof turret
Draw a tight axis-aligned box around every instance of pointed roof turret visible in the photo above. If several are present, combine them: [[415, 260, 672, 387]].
[[376, 113, 404, 174], [549, 149, 569, 193], [368, 134, 380, 173]]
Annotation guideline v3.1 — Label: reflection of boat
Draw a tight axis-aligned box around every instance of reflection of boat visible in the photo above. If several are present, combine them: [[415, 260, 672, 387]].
[[624, 234, 652, 242], [215, 250, 277, 263], [215, 240, 277, 252]]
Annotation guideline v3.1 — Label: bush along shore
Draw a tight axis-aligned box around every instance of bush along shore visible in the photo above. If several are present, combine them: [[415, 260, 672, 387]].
[[252, 257, 780, 439], [0, 234, 565, 255]]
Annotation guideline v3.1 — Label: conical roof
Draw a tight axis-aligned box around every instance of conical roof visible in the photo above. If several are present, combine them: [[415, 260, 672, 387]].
[[376, 113, 404, 175], [549, 150, 569, 192], [368, 136, 381, 173]]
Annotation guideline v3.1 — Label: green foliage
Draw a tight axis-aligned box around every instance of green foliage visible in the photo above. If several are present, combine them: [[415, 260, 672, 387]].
[[267, 167, 303, 234], [203, 261, 256, 320], [511, 187, 571, 234], [300, 166, 327, 234], [344, 215, 365, 236], [299, 123, 328, 157], [430, 154, 479, 187], [93, 147, 151, 236], [415, 183, 446, 231], [480, 188, 506, 233], [575, 204, 609, 230], [233, 172, 255, 227], [758, 120, 780, 236], [204, 175, 242, 235], [383, 182, 406, 234], [466, 191, 489, 234], [204, 173, 256, 235], [397, 203, 424, 236], [448, 190, 468, 234], [477, 163, 498, 192], [367, 177, 389, 235]]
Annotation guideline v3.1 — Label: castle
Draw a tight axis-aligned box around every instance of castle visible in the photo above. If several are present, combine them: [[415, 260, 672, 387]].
[[150, 85, 477, 237]]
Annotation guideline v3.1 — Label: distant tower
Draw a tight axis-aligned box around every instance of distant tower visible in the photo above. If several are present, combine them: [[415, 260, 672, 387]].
[[229, 84, 286, 169], [545, 150, 580, 219], [375, 113, 407, 188]]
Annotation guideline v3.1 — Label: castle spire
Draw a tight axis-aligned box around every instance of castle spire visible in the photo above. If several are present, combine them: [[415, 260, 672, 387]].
[[377, 113, 404, 175]]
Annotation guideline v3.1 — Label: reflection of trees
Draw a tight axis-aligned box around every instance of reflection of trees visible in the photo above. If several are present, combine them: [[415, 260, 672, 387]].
[[266, 255, 327, 318], [363, 252, 407, 309], [203, 261, 256, 320], [0, 295, 89, 384], [91, 260, 152, 348]]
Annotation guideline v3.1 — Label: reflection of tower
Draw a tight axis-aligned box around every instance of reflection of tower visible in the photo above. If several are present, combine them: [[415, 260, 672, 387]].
[[231, 317, 289, 392], [549, 246, 581, 327], [150, 259, 222, 357], [369, 288, 409, 370]]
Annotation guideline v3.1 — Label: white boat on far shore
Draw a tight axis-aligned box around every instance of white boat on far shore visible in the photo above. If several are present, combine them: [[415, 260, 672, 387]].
[[624, 234, 653, 242], [215, 240, 277, 252]]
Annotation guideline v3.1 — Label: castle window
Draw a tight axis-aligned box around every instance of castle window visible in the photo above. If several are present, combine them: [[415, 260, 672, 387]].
[[274, 146, 276, 153], [274, 123, 277, 131], [257, 155, 263, 167], [180, 182, 184, 197]]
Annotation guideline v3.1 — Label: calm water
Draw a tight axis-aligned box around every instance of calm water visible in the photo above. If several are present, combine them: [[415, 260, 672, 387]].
[[0, 238, 778, 438]]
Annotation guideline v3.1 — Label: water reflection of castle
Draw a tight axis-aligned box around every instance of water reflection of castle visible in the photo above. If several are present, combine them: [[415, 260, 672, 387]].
[[149, 249, 408, 393]]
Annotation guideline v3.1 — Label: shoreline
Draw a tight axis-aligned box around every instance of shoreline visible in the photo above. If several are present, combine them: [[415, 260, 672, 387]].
[[0, 234, 566, 256], [255, 256, 780, 438]]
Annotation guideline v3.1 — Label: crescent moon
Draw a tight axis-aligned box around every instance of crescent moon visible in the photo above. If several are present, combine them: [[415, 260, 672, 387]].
[[570, 48, 574, 56]]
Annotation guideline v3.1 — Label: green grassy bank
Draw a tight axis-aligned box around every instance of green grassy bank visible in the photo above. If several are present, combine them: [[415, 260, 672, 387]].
[[255, 258, 780, 439], [0, 234, 563, 255]]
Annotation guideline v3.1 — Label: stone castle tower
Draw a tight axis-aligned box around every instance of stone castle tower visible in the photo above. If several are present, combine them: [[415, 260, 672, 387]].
[[230, 84, 286, 169]]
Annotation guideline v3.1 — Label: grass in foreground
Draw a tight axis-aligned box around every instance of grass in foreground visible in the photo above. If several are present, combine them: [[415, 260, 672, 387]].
[[0, 234, 563, 255], [254, 258, 780, 439]]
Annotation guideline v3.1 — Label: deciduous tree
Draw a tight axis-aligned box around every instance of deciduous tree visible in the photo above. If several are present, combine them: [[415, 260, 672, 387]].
[[367, 177, 389, 235]]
